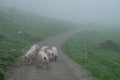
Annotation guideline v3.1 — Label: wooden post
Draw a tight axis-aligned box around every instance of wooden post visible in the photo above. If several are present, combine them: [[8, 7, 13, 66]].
[[84, 43, 88, 63], [67, 35, 70, 46]]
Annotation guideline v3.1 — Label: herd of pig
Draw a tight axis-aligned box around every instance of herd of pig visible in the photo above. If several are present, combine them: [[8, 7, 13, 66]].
[[23, 44, 58, 69]]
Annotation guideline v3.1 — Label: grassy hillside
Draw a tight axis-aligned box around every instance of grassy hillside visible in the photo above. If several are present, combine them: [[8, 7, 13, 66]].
[[0, 7, 78, 80], [62, 27, 120, 80], [0, 8, 76, 39]]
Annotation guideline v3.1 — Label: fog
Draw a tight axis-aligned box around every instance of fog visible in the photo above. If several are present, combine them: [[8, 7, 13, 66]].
[[1, 0, 120, 26]]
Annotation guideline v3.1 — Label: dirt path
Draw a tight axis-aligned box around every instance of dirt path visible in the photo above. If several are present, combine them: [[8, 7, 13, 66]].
[[5, 29, 94, 80]]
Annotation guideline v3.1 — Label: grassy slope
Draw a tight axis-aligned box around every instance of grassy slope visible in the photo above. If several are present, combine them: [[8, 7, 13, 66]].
[[1, 9, 76, 39], [62, 27, 120, 80], [0, 15, 33, 80], [0, 8, 77, 80]]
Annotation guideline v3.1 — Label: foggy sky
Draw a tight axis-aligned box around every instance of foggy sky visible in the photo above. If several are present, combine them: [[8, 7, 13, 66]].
[[1, 0, 120, 25]]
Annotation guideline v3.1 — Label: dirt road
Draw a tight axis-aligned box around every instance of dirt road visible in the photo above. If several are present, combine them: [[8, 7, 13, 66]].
[[5, 29, 94, 80]]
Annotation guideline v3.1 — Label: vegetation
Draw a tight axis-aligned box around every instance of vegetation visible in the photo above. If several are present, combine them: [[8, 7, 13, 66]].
[[62, 27, 120, 80], [0, 7, 76, 39], [0, 7, 77, 80]]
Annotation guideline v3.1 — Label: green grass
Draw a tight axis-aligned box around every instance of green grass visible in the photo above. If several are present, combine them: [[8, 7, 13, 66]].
[[62, 28, 120, 80], [0, 8, 76, 39]]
